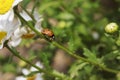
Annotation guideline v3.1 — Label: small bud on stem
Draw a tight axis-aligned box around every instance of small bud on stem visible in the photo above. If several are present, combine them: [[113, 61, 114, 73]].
[[105, 22, 119, 34]]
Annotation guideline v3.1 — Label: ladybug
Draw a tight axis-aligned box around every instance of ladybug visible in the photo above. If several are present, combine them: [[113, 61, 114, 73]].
[[41, 29, 55, 41]]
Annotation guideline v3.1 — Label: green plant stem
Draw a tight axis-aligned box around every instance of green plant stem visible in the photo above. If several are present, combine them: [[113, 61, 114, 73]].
[[6, 45, 65, 79], [52, 41, 119, 74], [14, 10, 40, 35], [15, 9, 120, 74], [31, 0, 39, 14], [21, 6, 36, 22]]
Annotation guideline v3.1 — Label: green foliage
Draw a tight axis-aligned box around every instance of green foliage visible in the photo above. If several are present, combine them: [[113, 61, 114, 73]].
[[83, 48, 99, 63], [37, 0, 120, 79], [2, 64, 16, 73], [22, 0, 31, 7], [1, 0, 120, 80]]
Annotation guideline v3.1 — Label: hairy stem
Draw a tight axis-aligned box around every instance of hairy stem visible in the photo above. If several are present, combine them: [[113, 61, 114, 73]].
[[52, 41, 119, 74], [6, 45, 65, 79]]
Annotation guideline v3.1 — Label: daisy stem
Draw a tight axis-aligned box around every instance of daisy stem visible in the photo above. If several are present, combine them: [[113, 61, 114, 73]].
[[14, 10, 40, 35], [21, 6, 36, 22], [6, 45, 66, 79], [52, 41, 119, 74], [15, 9, 119, 74], [31, 0, 40, 14]]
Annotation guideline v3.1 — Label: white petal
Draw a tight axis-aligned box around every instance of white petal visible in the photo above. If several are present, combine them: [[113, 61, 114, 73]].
[[20, 11, 32, 21], [9, 38, 21, 47], [14, 27, 27, 38], [15, 76, 26, 80], [0, 9, 14, 21], [35, 73, 43, 80], [35, 19, 43, 32], [33, 11, 42, 21], [21, 27, 28, 34], [30, 66, 38, 72], [36, 62, 43, 68], [22, 68, 30, 76], [8, 9, 14, 21], [30, 62, 43, 72], [6, 18, 21, 39], [0, 42, 4, 49]]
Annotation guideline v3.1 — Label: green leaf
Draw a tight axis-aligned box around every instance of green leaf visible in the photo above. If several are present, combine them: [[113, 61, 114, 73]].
[[57, 12, 75, 20], [83, 48, 105, 67], [69, 60, 88, 78], [39, 1, 60, 12], [3, 64, 16, 73], [83, 48, 97, 61], [103, 50, 119, 60]]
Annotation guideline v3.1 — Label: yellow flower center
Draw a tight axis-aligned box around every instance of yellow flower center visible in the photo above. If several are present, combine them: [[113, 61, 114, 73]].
[[0, 0, 14, 14], [27, 75, 36, 80], [22, 33, 35, 39], [0, 31, 7, 44]]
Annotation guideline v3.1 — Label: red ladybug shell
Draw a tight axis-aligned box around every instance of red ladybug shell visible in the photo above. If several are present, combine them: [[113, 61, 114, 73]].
[[41, 29, 54, 40]]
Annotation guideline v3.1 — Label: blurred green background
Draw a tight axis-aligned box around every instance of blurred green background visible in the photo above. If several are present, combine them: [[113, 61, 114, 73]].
[[1, 0, 120, 80]]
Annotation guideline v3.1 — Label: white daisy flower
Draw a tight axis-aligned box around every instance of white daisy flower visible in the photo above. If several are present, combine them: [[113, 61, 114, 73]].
[[8, 26, 35, 47], [15, 76, 26, 80], [20, 10, 43, 31], [15, 61, 44, 80], [0, 17, 21, 49], [0, 0, 23, 21], [9, 10, 43, 47]]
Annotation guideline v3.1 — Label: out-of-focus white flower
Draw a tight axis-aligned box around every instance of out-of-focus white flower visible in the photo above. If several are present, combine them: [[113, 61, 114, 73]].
[[15, 61, 44, 80], [22, 62, 43, 76], [20, 10, 43, 32], [8, 26, 35, 47], [0, 0, 22, 21], [92, 31, 99, 40], [15, 76, 26, 80], [9, 10, 43, 47], [19, 10, 32, 21], [0, 17, 21, 49]]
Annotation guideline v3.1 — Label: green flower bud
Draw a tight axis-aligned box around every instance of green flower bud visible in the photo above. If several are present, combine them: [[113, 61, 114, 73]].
[[105, 22, 119, 34]]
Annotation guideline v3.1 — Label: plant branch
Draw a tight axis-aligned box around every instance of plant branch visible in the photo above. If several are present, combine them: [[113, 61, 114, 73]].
[[15, 9, 120, 74], [52, 41, 119, 74], [6, 45, 66, 79]]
